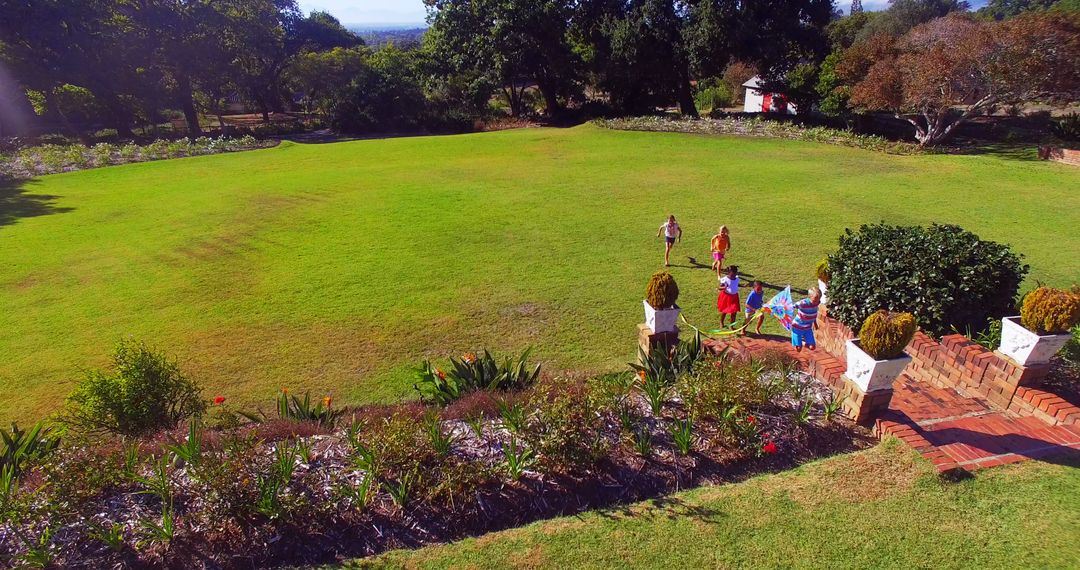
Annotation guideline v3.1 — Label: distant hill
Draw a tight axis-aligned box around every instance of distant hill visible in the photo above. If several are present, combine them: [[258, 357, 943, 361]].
[[348, 24, 427, 48]]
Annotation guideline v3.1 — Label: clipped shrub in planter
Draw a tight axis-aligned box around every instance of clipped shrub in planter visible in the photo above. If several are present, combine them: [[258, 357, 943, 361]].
[[816, 257, 831, 304], [999, 286, 1080, 365], [827, 223, 1028, 337], [846, 311, 917, 393], [1021, 287, 1080, 335], [859, 311, 917, 360], [644, 271, 680, 333]]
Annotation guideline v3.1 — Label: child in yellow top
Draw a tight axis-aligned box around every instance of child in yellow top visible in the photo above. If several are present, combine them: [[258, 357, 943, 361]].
[[710, 226, 731, 277]]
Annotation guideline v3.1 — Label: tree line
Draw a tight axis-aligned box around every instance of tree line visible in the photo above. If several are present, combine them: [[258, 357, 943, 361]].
[[2, 0, 1078, 145]]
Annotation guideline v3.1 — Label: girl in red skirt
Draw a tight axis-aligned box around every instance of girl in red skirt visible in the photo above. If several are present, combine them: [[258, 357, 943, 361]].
[[717, 266, 741, 327]]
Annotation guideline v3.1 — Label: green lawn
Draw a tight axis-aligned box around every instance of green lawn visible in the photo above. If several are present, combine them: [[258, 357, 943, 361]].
[[2, 125, 1079, 423], [345, 441, 1080, 569]]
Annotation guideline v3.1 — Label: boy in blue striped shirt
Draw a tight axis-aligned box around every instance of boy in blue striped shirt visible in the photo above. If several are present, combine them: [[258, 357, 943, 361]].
[[791, 287, 822, 352]]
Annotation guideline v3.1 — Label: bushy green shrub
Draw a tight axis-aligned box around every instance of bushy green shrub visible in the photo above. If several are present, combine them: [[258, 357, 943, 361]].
[[1051, 112, 1080, 142], [1021, 286, 1080, 335], [645, 271, 679, 309], [859, 311, 917, 360], [66, 340, 207, 436], [827, 224, 1028, 337], [694, 79, 734, 113]]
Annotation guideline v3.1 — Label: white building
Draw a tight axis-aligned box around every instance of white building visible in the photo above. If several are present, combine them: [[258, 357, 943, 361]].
[[742, 76, 797, 115]]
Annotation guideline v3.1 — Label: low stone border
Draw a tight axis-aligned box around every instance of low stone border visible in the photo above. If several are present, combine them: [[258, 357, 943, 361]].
[[1038, 146, 1080, 166]]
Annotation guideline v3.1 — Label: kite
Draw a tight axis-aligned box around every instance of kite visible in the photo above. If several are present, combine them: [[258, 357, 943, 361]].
[[763, 286, 797, 331]]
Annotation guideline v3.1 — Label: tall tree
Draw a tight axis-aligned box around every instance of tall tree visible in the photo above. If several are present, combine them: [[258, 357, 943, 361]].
[[845, 12, 1080, 145], [425, 0, 580, 116]]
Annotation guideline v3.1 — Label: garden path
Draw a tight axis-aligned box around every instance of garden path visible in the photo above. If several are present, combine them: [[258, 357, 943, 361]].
[[705, 335, 1080, 474]]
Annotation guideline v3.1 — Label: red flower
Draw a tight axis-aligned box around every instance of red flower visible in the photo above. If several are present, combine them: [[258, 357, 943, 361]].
[[762, 441, 778, 455], [213, 396, 226, 406], [746, 415, 756, 424]]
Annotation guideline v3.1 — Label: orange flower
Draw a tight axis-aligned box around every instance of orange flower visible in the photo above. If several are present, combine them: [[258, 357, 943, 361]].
[[637, 370, 647, 381], [323, 395, 333, 408], [462, 352, 477, 364], [281, 387, 289, 395], [213, 395, 226, 406], [435, 368, 447, 380]]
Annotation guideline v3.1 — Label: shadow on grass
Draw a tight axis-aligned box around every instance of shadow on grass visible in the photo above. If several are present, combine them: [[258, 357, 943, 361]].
[[950, 142, 1042, 161], [0, 176, 73, 228]]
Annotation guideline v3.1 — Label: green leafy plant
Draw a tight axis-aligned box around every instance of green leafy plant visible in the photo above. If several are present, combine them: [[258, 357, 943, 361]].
[[645, 271, 680, 309], [242, 390, 344, 427], [1021, 286, 1080, 335], [384, 470, 415, 509], [671, 418, 693, 455], [859, 311, 918, 360], [165, 420, 202, 467], [640, 373, 670, 416], [1051, 112, 1080, 142], [823, 392, 846, 422], [632, 427, 653, 458], [0, 422, 60, 476], [89, 521, 127, 553], [497, 400, 528, 434], [414, 349, 541, 405], [631, 331, 706, 385], [464, 413, 486, 438], [424, 412, 456, 456], [502, 436, 536, 481], [827, 224, 1028, 337], [139, 505, 175, 548], [66, 339, 207, 436], [795, 400, 813, 425], [340, 473, 374, 511]]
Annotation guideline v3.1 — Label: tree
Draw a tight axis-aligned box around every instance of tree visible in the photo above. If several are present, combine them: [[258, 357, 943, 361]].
[[284, 47, 370, 118], [846, 12, 1080, 145], [332, 45, 428, 133], [856, 0, 970, 41], [977, 0, 1078, 20], [425, 0, 581, 116]]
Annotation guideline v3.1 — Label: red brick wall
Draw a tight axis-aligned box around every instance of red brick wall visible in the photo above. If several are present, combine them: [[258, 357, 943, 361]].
[[814, 306, 1057, 418], [1039, 146, 1080, 166]]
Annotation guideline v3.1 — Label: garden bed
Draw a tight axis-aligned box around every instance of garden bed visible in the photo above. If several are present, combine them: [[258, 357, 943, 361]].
[[0, 349, 872, 568], [0, 135, 276, 178], [594, 116, 926, 155]]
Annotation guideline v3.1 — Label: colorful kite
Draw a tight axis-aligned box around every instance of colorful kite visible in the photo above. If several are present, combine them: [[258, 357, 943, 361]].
[[763, 286, 797, 331]]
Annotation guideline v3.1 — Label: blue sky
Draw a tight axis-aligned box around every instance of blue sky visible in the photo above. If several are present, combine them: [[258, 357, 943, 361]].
[[298, 0, 428, 25], [297, 0, 987, 25]]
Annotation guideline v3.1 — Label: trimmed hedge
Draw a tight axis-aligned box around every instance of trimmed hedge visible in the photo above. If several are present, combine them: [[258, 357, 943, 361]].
[[827, 223, 1029, 338]]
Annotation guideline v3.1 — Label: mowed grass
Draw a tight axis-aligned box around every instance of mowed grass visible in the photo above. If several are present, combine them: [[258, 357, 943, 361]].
[[2, 124, 1079, 423], [348, 442, 1080, 569]]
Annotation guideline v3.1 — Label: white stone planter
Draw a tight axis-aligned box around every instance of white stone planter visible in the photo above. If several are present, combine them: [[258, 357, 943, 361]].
[[643, 300, 681, 334], [998, 316, 1072, 366], [845, 339, 912, 393], [818, 279, 829, 305]]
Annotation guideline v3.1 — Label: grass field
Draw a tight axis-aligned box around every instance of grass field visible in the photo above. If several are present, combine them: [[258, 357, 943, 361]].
[[2, 124, 1079, 423], [349, 441, 1080, 569]]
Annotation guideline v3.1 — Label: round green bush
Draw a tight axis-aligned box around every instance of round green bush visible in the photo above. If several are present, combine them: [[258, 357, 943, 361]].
[[827, 223, 1028, 337]]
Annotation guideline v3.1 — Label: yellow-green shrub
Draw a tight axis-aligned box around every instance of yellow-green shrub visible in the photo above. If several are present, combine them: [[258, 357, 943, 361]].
[[816, 258, 831, 283], [859, 311, 917, 360], [1021, 287, 1080, 335], [645, 271, 679, 309]]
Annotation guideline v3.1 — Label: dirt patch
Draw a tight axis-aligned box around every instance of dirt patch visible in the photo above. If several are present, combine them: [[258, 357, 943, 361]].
[[781, 439, 927, 506]]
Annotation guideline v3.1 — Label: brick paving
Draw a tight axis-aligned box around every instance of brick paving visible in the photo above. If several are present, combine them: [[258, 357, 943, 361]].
[[705, 334, 1080, 474]]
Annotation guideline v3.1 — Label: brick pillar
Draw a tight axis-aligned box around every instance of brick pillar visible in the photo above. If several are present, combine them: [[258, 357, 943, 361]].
[[637, 324, 679, 363], [839, 375, 893, 425]]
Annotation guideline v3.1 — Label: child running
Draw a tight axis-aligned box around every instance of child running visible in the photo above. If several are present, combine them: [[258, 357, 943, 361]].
[[744, 280, 765, 335], [717, 266, 741, 328], [710, 226, 731, 277], [792, 287, 822, 352], [656, 215, 682, 267]]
